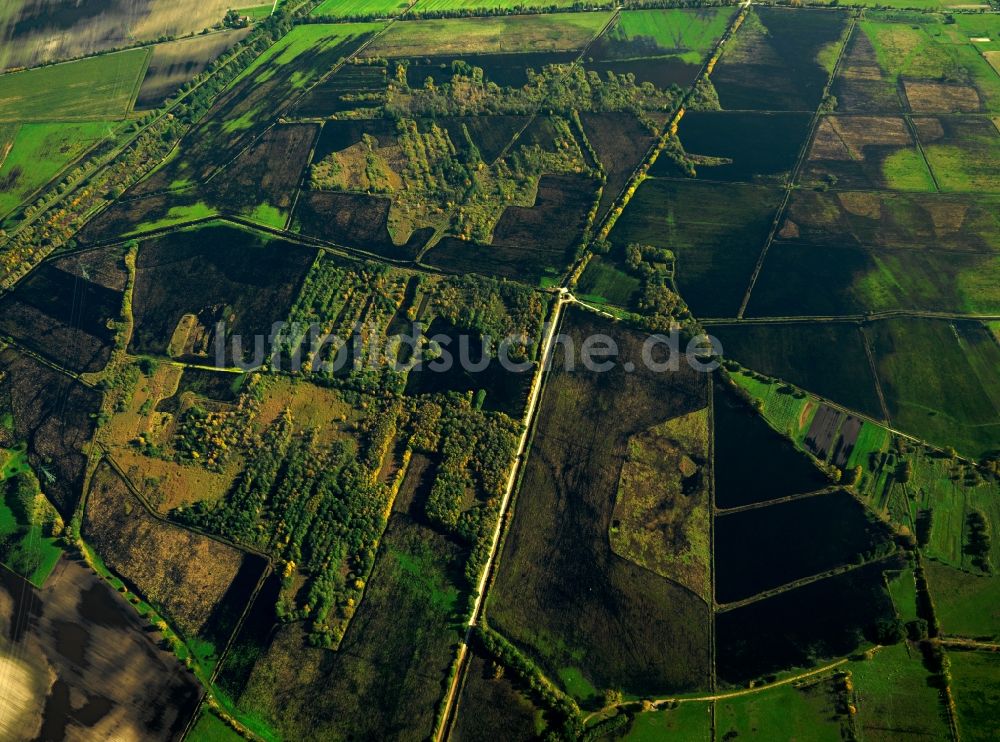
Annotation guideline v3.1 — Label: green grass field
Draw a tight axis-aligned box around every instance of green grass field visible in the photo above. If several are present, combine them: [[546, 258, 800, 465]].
[[364, 12, 613, 56], [312, 0, 412, 16], [925, 562, 1000, 640], [605, 7, 734, 63], [128, 202, 218, 234], [730, 371, 816, 448], [868, 319, 1000, 460], [187, 708, 244, 741], [861, 17, 1000, 112], [418, 0, 584, 11], [917, 116, 1000, 192], [232, 22, 386, 89], [850, 643, 953, 741], [575, 256, 641, 306], [0, 463, 63, 589], [0, 47, 151, 122], [623, 702, 711, 741], [715, 677, 848, 741], [949, 650, 1000, 742], [881, 147, 936, 192], [0, 121, 111, 219]]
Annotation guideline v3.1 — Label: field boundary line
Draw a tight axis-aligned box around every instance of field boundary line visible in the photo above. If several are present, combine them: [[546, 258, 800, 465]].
[[434, 291, 569, 742], [708, 379, 717, 694], [860, 324, 893, 425], [715, 485, 842, 516], [660, 656, 850, 706], [715, 552, 900, 613], [125, 46, 155, 117], [700, 311, 1000, 325], [736, 11, 859, 319], [902, 113, 941, 193]]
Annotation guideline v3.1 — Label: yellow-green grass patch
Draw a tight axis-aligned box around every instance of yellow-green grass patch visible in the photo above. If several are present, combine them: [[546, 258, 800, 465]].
[[715, 674, 851, 741], [609, 408, 711, 599], [0, 47, 151, 121], [363, 12, 613, 57], [925, 562, 1000, 640], [948, 650, 1000, 742], [312, 0, 413, 16], [0, 121, 112, 219]]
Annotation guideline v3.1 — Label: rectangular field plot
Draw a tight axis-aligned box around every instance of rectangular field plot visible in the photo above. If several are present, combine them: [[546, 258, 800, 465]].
[[129, 223, 316, 365], [584, 7, 735, 89], [949, 650, 1000, 742], [581, 111, 657, 223], [715, 673, 852, 741], [135, 29, 249, 109], [222, 512, 466, 741], [850, 643, 954, 742], [312, 0, 412, 15], [925, 563, 1000, 641], [0, 47, 150, 121], [714, 380, 832, 509], [608, 179, 783, 318], [714, 490, 892, 604], [487, 307, 712, 701], [856, 17, 1000, 113], [451, 640, 547, 742], [0, 0, 243, 70], [656, 111, 812, 184], [913, 115, 1000, 192], [619, 703, 712, 740], [0, 122, 111, 220], [867, 318, 1000, 459], [710, 7, 849, 112], [773, 189, 1000, 253], [715, 557, 901, 686], [800, 115, 935, 191], [711, 322, 884, 420], [747, 241, 1000, 317], [363, 12, 613, 57], [207, 123, 318, 229], [84, 460, 266, 663], [0, 349, 101, 517], [133, 23, 383, 192], [417, 0, 582, 10], [0, 560, 200, 740], [831, 23, 905, 113], [0, 255, 124, 373], [292, 62, 388, 117]]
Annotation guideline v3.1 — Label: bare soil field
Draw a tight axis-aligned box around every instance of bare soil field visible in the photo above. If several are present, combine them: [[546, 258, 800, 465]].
[[136, 28, 251, 109], [0, 0, 238, 69], [0, 558, 199, 739]]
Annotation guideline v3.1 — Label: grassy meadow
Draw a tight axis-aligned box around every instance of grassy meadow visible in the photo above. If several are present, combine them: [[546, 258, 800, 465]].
[[0, 47, 150, 121]]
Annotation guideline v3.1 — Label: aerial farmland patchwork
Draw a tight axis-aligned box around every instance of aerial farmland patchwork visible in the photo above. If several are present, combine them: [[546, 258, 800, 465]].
[[0, 0, 998, 739]]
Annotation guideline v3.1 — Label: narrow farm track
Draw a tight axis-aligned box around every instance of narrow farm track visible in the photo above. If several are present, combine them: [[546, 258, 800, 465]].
[[860, 324, 894, 425], [715, 552, 900, 614], [714, 485, 842, 517], [700, 310, 1000, 325], [434, 291, 569, 742]]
